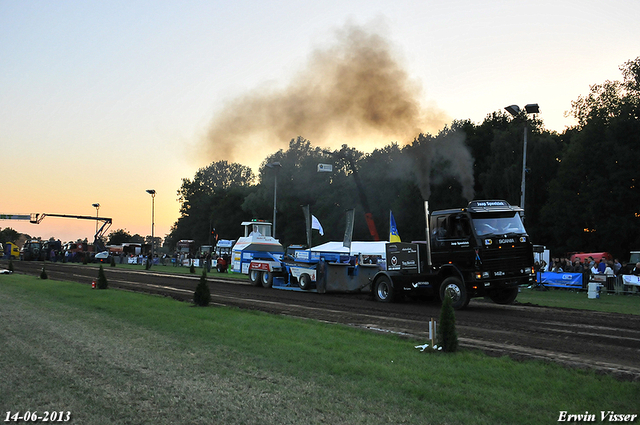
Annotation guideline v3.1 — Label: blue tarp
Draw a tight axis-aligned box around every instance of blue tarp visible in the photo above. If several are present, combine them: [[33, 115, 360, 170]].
[[538, 272, 583, 288]]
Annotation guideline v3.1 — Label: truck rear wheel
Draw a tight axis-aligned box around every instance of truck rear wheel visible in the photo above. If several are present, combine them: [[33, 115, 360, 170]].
[[261, 270, 273, 288], [298, 273, 312, 290], [489, 287, 519, 305], [249, 269, 261, 286], [374, 276, 395, 303], [440, 277, 469, 310]]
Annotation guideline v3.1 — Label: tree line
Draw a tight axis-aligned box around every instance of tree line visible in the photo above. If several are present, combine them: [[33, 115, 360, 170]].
[[165, 57, 640, 260], [7, 58, 634, 260]]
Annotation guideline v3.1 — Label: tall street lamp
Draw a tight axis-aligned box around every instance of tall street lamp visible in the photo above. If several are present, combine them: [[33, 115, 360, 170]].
[[146, 190, 156, 263], [504, 103, 539, 221], [92, 203, 100, 235], [265, 162, 282, 238]]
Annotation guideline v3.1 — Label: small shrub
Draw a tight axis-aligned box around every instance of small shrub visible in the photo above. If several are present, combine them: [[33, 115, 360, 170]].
[[190, 262, 195, 274], [193, 268, 211, 306], [97, 264, 108, 289], [40, 265, 48, 280], [437, 294, 458, 352]]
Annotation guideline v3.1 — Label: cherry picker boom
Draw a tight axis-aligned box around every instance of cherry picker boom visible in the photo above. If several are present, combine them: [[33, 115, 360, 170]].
[[1, 212, 113, 255]]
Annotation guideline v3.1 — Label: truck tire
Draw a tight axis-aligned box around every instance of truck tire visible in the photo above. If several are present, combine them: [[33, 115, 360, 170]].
[[373, 276, 395, 303], [298, 273, 312, 290], [440, 276, 469, 310], [249, 269, 261, 286], [261, 270, 273, 288], [489, 287, 519, 305]]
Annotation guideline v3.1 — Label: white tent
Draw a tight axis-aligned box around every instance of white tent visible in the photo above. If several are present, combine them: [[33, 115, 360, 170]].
[[309, 241, 388, 259]]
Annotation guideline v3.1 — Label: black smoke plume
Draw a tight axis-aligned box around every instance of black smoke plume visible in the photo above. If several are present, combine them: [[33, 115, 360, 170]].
[[202, 23, 449, 169]]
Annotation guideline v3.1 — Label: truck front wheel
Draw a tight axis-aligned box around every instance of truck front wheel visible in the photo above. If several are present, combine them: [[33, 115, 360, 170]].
[[440, 277, 469, 310], [249, 269, 261, 286], [489, 287, 519, 305], [373, 276, 395, 303]]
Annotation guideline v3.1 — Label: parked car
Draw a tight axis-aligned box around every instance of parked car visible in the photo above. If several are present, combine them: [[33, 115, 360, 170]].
[[94, 251, 111, 263]]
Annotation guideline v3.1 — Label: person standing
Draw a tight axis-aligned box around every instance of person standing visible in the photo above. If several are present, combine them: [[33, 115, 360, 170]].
[[573, 258, 584, 273], [597, 257, 607, 274], [613, 258, 622, 274]]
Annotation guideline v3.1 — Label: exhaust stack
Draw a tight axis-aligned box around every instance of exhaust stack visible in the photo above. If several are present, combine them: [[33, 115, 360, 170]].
[[424, 200, 433, 268]]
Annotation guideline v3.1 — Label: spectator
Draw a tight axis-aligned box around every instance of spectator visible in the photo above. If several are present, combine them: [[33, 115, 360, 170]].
[[551, 259, 563, 273], [572, 258, 584, 273], [563, 258, 574, 272], [613, 258, 622, 275], [597, 257, 607, 274], [632, 262, 640, 276], [604, 261, 615, 276]]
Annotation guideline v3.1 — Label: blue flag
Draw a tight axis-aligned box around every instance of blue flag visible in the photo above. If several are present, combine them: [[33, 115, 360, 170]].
[[389, 211, 401, 242]]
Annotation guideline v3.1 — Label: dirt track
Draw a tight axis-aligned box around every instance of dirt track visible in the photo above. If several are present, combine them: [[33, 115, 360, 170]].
[[5, 260, 640, 381]]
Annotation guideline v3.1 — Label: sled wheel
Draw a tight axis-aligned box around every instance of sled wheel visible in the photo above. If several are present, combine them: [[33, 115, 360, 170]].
[[261, 270, 273, 288], [299, 273, 312, 290], [249, 269, 261, 286]]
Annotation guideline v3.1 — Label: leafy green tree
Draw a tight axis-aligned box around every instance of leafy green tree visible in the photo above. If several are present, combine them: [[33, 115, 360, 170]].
[[0, 227, 20, 244], [478, 125, 523, 206], [541, 57, 640, 257], [169, 160, 256, 250], [167, 60, 640, 258], [243, 137, 339, 244], [107, 229, 133, 245]]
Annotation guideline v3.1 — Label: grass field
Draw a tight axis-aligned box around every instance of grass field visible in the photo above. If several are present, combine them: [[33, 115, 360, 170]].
[[1, 274, 638, 424], [517, 287, 640, 315]]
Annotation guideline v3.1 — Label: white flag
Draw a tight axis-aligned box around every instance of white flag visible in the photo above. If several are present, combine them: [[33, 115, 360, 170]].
[[311, 215, 324, 236]]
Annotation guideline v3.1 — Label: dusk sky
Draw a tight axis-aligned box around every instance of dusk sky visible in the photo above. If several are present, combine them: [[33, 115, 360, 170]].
[[2, 0, 638, 244]]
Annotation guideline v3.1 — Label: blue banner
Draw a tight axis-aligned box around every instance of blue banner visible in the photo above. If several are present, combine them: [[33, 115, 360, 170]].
[[538, 272, 583, 288]]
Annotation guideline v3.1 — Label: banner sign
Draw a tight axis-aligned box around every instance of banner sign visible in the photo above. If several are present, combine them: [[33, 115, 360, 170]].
[[386, 243, 419, 273], [622, 275, 640, 286], [538, 272, 583, 288]]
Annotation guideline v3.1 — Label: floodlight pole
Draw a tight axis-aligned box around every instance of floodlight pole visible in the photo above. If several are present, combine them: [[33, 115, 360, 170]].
[[92, 203, 100, 235], [266, 162, 282, 239], [505, 104, 539, 222], [521, 126, 528, 213], [146, 190, 156, 262]]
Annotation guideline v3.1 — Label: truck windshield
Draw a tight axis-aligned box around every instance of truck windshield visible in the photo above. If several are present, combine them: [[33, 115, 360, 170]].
[[472, 213, 525, 236], [249, 224, 272, 237]]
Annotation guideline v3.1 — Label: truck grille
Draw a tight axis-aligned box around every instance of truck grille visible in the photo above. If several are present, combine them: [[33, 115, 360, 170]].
[[480, 246, 531, 272]]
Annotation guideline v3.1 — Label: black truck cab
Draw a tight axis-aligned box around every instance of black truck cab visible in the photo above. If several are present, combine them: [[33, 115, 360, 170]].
[[373, 200, 535, 309]]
